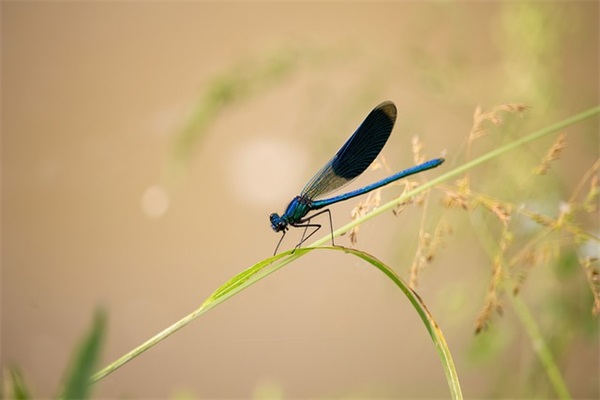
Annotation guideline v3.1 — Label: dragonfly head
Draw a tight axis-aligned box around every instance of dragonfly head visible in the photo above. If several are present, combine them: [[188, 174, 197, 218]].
[[270, 213, 288, 232]]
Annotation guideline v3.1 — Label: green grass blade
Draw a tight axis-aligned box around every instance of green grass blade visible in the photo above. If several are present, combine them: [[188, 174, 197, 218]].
[[6, 367, 32, 400], [510, 295, 572, 399], [60, 309, 106, 400]]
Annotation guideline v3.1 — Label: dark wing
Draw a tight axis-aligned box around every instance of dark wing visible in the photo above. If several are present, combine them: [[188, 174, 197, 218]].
[[300, 101, 397, 200]]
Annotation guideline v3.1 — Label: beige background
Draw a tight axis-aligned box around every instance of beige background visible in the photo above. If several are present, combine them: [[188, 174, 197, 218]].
[[2, 2, 598, 399]]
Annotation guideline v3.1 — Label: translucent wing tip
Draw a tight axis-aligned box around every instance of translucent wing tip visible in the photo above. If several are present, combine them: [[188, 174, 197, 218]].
[[376, 100, 397, 122]]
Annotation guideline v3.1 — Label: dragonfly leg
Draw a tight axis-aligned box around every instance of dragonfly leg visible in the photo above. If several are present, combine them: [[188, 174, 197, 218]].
[[273, 230, 287, 256], [325, 208, 334, 247], [299, 224, 310, 245], [292, 208, 336, 250], [292, 221, 321, 252]]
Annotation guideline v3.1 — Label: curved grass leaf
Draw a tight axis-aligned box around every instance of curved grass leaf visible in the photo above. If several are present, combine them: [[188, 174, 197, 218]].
[[334, 246, 462, 399], [93, 246, 462, 399]]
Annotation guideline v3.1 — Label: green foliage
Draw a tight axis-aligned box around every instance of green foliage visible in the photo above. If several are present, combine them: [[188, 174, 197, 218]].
[[5, 367, 31, 400], [2, 310, 106, 400], [60, 309, 106, 400]]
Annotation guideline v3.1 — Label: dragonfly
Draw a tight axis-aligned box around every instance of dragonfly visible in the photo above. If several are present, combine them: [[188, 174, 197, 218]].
[[269, 100, 444, 255]]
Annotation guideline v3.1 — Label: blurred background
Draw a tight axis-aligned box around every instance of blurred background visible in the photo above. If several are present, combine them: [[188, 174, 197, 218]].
[[2, 2, 598, 399]]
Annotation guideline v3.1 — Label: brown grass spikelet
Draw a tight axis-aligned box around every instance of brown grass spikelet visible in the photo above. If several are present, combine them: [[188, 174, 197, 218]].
[[349, 189, 382, 245], [370, 156, 386, 173], [391, 201, 409, 217], [475, 221, 513, 334], [409, 234, 430, 290], [409, 219, 452, 289], [466, 103, 528, 163], [468, 105, 490, 142], [579, 256, 600, 316], [412, 135, 426, 165], [412, 183, 428, 208], [468, 103, 529, 142], [441, 191, 469, 210], [567, 159, 599, 212], [528, 211, 555, 228], [512, 244, 553, 295], [497, 103, 529, 114], [534, 133, 567, 175], [392, 180, 420, 216], [442, 177, 472, 210], [511, 258, 529, 295], [349, 203, 367, 245], [480, 197, 512, 227], [475, 259, 505, 334], [475, 273, 503, 334], [582, 174, 599, 213]]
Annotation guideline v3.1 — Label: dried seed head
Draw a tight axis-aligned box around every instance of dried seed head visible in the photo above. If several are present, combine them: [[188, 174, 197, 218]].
[[534, 133, 567, 175]]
